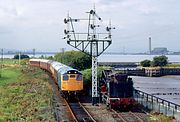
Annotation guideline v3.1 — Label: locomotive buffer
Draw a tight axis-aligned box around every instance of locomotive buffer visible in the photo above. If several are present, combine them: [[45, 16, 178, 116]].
[[63, 7, 114, 105]]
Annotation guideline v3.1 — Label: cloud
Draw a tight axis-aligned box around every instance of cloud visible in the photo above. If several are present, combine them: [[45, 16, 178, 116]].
[[0, 6, 18, 21], [0, 0, 180, 52], [90, 0, 124, 4], [0, 6, 18, 16]]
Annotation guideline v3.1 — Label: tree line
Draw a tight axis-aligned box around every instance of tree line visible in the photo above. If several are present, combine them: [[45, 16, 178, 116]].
[[14, 52, 168, 68], [140, 55, 168, 67], [54, 51, 91, 71]]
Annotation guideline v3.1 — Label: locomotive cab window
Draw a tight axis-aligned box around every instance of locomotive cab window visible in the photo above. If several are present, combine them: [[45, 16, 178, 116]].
[[63, 75, 69, 80], [76, 75, 82, 81]]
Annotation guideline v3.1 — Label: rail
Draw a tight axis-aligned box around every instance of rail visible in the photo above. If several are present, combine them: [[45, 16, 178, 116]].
[[111, 109, 126, 122], [129, 112, 144, 122], [65, 99, 96, 122], [79, 102, 96, 122], [111, 109, 146, 122]]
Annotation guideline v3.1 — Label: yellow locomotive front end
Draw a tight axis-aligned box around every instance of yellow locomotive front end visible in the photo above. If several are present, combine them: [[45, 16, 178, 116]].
[[61, 70, 83, 92]]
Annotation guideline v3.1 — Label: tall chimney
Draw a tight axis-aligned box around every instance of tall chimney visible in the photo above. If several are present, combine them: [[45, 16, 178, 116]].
[[149, 37, 151, 55]]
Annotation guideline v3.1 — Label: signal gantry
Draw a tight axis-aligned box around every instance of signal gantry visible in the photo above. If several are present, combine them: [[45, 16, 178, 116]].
[[63, 8, 114, 105]]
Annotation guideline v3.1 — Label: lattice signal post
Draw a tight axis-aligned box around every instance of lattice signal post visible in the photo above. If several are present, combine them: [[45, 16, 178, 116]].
[[63, 8, 114, 105]]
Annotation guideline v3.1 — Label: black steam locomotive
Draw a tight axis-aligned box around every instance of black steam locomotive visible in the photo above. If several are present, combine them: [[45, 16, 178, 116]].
[[101, 70, 135, 109]]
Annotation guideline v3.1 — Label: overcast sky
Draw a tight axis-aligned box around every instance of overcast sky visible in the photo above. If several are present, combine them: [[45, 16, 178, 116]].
[[0, 0, 180, 53]]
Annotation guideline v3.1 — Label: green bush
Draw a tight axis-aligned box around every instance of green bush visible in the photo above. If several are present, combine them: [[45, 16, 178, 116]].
[[14, 54, 30, 59], [82, 68, 91, 86], [140, 60, 151, 67], [82, 66, 111, 86], [151, 55, 168, 67]]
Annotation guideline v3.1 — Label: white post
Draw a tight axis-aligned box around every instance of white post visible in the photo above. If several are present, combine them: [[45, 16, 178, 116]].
[[19, 52, 21, 65], [0, 49, 3, 78], [33, 48, 35, 58]]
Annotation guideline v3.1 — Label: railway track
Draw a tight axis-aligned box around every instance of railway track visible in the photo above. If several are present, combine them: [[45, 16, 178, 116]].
[[50, 74, 95, 122], [49, 72, 147, 122], [111, 109, 147, 122], [65, 99, 96, 122], [131, 112, 147, 122]]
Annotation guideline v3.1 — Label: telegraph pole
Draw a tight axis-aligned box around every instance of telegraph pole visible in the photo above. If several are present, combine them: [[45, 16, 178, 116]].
[[63, 8, 114, 105], [19, 52, 21, 65], [60, 48, 65, 63], [33, 48, 35, 58], [60, 48, 65, 54], [0, 49, 3, 78]]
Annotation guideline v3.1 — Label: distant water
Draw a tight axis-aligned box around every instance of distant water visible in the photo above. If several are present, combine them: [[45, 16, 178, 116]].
[[3, 54, 55, 59], [132, 76, 180, 105], [99, 54, 180, 62], [3, 54, 180, 63]]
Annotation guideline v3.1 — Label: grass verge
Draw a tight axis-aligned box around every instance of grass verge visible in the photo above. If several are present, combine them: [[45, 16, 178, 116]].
[[0, 67, 21, 86], [0, 66, 54, 121], [166, 64, 180, 68], [148, 112, 175, 122]]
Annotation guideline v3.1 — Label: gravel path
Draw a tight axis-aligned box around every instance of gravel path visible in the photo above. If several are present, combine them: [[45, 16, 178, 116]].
[[82, 103, 120, 122], [49, 76, 74, 122]]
